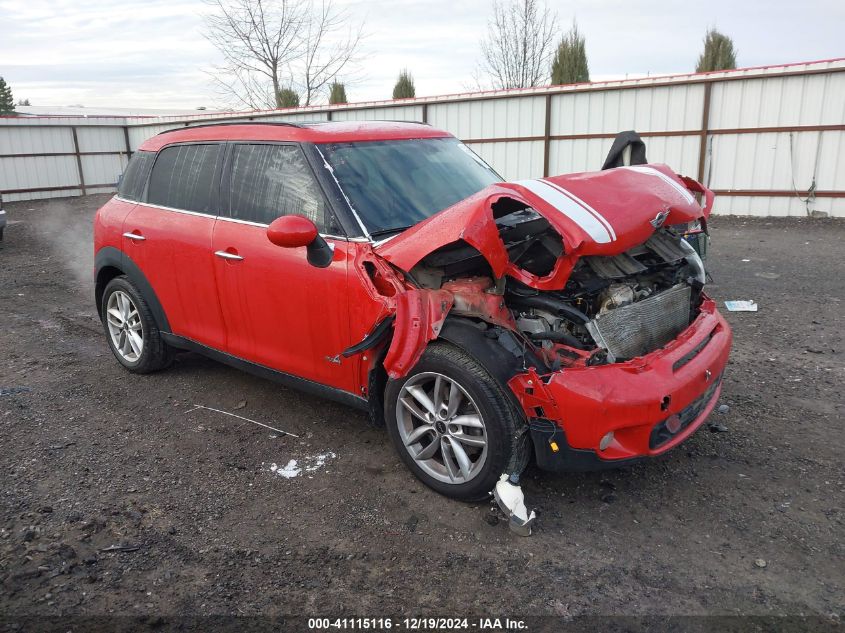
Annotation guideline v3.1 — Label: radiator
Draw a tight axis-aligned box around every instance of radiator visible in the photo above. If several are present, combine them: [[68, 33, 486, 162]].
[[585, 284, 692, 361]]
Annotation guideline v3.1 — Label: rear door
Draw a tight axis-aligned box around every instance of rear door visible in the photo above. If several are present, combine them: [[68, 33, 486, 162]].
[[122, 143, 227, 349], [211, 142, 354, 391]]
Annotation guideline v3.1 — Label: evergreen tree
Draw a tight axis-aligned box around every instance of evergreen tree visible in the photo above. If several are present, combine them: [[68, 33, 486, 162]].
[[328, 81, 347, 104], [277, 87, 301, 108], [392, 70, 415, 99], [0, 77, 14, 114], [696, 28, 737, 72], [550, 22, 590, 85]]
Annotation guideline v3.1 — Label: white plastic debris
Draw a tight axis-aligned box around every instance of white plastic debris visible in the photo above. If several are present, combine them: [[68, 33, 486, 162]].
[[724, 300, 758, 312], [303, 452, 336, 472], [270, 460, 301, 479], [268, 452, 337, 479], [493, 474, 536, 537]]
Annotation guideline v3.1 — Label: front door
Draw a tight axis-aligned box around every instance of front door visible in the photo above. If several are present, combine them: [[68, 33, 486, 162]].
[[211, 142, 355, 393]]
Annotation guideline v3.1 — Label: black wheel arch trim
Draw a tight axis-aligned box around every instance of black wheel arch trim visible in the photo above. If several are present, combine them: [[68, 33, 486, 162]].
[[436, 316, 547, 413], [94, 246, 171, 333]]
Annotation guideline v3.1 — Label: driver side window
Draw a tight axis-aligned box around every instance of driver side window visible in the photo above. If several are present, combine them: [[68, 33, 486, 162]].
[[226, 143, 334, 233]]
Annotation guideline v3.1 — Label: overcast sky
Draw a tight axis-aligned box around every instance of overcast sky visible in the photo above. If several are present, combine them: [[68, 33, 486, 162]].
[[1, 0, 843, 110]]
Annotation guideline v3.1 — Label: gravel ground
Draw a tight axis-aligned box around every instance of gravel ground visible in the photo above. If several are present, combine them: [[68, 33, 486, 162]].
[[0, 195, 842, 629]]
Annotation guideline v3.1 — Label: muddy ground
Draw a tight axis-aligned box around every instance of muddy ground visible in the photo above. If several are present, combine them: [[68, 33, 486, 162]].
[[0, 195, 842, 628]]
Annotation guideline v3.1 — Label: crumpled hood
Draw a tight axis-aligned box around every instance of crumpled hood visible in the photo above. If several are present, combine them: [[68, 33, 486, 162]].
[[374, 164, 711, 278]]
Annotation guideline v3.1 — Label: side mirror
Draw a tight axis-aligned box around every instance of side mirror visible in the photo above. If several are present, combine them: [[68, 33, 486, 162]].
[[266, 215, 333, 268]]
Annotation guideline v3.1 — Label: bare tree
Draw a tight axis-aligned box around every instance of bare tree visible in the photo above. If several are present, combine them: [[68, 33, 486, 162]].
[[205, 0, 363, 109], [299, 1, 363, 106], [477, 0, 558, 89]]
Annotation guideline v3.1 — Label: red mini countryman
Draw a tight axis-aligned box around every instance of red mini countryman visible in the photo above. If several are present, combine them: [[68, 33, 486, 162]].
[[94, 121, 732, 500]]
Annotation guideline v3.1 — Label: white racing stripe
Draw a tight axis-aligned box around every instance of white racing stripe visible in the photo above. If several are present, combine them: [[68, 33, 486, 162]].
[[622, 165, 697, 205], [515, 179, 615, 243], [542, 179, 617, 241]]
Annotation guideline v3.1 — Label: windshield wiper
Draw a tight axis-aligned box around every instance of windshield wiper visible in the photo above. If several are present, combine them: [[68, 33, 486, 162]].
[[369, 226, 413, 239]]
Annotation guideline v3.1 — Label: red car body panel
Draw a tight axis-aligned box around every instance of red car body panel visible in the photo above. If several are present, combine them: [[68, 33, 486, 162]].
[[136, 122, 452, 153], [94, 197, 135, 251], [123, 204, 227, 350], [95, 121, 732, 471], [210, 221, 354, 390], [381, 289, 454, 380], [508, 298, 731, 458], [375, 164, 710, 289]]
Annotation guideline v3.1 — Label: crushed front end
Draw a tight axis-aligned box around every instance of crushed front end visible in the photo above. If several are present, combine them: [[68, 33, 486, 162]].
[[366, 164, 733, 471]]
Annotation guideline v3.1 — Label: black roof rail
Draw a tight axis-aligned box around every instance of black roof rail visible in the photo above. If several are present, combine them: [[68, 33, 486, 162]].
[[306, 119, 432, 127], [155, 120, 304, 136], [154, 118, 432, 137]]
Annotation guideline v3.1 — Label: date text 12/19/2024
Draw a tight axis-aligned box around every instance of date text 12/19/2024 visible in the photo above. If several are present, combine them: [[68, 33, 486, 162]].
[[308, 618, 528, 630]]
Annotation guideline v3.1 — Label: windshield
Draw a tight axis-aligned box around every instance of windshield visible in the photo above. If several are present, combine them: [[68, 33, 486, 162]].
[[318, 137, 500, 236]]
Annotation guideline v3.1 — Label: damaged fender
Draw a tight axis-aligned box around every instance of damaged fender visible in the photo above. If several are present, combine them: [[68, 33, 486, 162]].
[[349, 163, 714, 385], [382, 289, 454, 379]]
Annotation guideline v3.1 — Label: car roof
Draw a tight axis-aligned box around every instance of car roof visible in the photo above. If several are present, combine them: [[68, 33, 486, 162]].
[[137, 120, 453, 152]]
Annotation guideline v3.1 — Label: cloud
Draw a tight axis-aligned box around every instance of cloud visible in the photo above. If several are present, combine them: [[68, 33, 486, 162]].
[[0, 0, 842, 109]]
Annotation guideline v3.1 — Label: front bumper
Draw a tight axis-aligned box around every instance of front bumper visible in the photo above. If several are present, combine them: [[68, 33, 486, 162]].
[[509, 296, 732, 471]]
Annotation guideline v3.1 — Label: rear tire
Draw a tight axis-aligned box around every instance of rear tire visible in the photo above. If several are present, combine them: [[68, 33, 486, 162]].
[[384, 342, 528, 501], [101, 275, 172, 374]]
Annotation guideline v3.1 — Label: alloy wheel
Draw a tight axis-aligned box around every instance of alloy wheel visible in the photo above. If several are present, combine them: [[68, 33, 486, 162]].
[[396, 372, 488, 484], [106, 290, 144, 362]]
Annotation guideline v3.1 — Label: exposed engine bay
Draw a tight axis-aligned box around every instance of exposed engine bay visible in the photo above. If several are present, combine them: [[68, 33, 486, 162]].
[[364, 160, 716, 380], [406, 200, 708, 366]]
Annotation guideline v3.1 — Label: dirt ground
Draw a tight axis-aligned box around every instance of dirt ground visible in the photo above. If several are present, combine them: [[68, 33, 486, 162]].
[[1, 195, 842, 628]]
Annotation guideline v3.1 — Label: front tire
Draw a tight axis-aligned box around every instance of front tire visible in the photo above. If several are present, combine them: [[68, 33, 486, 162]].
[[101, 276, 172, 373], [384, 342, 528, 501]]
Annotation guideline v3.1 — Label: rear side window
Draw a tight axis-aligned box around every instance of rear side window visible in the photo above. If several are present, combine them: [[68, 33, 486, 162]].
[[117, 150, 154, 201], [226, 144, 329, 231], [147, 144, 223, 213]]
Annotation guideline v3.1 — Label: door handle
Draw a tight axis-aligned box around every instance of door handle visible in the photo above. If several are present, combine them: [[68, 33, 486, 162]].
[[123, 232, 145, 241], [214, 250, 244, 261]]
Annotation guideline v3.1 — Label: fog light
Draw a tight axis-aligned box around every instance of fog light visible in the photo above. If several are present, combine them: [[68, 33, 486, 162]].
[[599, 431, 614, 451], [665, 414, 682, 434]]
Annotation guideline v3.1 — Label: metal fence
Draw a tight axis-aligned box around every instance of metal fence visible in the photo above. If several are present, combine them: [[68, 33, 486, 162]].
[[2, 57, 844, 217]]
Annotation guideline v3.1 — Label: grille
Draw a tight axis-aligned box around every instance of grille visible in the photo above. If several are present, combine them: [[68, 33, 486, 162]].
[[649, 373, 722, 449], [585, 284, 692, 361]]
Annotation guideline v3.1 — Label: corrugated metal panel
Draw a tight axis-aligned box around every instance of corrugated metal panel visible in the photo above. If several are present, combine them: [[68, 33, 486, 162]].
[[0, 155, 79, 190], [548, 138, 609, 175], [428, 96, 545, 139], [0, 125, 74, 154], [3, 189, 84, 202], [707, 130, 844, 191], [548, 134, 701, 176], [714, 195, 845, 217], [1, 59, 844, 215], [551, 84, 704, 135], [0, 116, 126, 127], [80, 154, 126, 186], [330, 105, 423, 121], [76, 126, 126, 153], [468, 140, 544, 181], [710, 73, 845, 128], [127, 124, 181, 150], [275, 111, 329, 122]]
